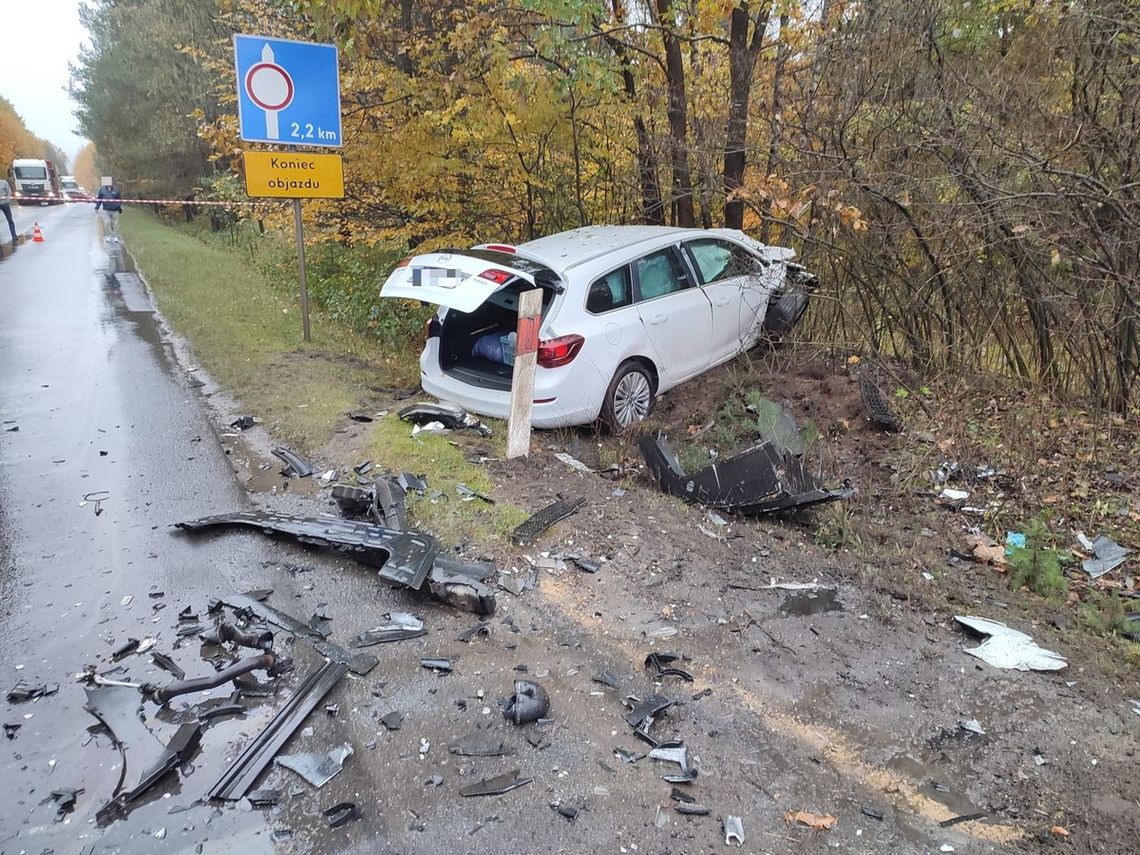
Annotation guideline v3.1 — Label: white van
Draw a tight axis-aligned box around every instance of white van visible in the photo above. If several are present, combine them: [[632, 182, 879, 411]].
[[60, 175, 80, 198]]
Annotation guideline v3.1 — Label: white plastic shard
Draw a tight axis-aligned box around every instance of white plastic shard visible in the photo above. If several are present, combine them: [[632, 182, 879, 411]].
[[954, 615, 1067, 671], [1079, 534, 1130, 579]]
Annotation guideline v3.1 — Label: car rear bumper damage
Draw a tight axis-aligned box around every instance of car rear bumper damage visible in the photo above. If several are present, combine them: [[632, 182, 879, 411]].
[[419, 345, 599, 428]]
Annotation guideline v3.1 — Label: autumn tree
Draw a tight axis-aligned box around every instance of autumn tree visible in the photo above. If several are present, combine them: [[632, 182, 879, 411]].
[[71, 0, 227, 196], [114, 0, 1135, 410], [0, 97, 70, 173], [776, 0, 1139, 410], [0, 97, 37, 170], [73, 142, 101, 189]]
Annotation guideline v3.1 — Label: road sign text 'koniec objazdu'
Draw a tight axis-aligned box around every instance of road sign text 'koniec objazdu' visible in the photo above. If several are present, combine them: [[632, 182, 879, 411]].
[[242, 152, 344, 199]]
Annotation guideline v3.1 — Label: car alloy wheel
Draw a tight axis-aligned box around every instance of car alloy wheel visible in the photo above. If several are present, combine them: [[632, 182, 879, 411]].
[[613, 369, 652, 427]]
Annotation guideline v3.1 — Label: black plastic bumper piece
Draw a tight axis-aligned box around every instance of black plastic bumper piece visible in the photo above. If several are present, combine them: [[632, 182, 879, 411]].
[[511, 497, 586, 544], [638, 435, 853, 515], [86, 684, 204, 826], [272, 447, 314, 478], [176, 511, 440, 589]]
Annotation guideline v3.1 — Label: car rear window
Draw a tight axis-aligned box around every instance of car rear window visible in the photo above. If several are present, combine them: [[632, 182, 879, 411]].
[[586, 266, 633, 314]]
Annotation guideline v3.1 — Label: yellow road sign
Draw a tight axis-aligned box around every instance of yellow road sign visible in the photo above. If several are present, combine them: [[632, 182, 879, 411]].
[[242, 151, 344, 199]]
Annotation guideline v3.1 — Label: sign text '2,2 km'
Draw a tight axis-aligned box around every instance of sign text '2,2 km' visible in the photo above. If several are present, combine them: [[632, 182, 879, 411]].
[[233, 35, 342, 147]]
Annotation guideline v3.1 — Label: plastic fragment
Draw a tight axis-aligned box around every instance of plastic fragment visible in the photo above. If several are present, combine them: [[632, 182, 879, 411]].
[[724, 815, 744, 846], [954, 615, 1067, 671], [274, 742, 353, 788], [502, 679, 550, 725], [459, 769, 532, 797], [323, 802, 361, 828]]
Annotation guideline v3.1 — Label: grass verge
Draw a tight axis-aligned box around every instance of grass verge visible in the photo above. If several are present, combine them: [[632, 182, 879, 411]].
[[364, 417, 529, 546], [122, 208, 410, 448], [122, 210, 525, 544]]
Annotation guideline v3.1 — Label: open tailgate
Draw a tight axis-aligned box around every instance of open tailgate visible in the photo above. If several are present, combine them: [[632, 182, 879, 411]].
[[381, 252, 536, 313]]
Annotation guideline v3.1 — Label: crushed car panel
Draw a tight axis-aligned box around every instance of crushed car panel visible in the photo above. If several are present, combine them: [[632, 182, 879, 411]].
[[85, 685, 203, 825], [176, 511, 440, 589], [222, 593, 379, 676], [638, 434, 853, 514]]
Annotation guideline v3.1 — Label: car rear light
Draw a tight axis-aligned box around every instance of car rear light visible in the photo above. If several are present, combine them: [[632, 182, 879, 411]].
[[479, 269, 512, 285], [395, 256, 412, 268], [483, 244, 516, 254], [537, 334, 584, 368], [424, 316, 441, 341]]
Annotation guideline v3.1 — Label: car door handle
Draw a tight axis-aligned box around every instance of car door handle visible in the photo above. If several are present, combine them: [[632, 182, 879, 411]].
[[648, 314, 666, 325], [713, 297, 731, 307]]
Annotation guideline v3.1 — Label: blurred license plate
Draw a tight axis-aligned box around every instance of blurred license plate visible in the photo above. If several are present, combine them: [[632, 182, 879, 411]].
[[412, 268, 461, 288]]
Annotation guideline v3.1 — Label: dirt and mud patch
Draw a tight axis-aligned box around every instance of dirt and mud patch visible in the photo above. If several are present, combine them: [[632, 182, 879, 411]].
[[189, 339, 1138, 852], [480, 347, 1138, 851]]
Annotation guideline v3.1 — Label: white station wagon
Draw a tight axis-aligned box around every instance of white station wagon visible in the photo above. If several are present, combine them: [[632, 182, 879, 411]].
[[380, 226, 815, 430]]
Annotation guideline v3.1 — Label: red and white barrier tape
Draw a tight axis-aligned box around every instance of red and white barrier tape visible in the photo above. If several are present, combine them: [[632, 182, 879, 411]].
[[81, 197, 278, 207]]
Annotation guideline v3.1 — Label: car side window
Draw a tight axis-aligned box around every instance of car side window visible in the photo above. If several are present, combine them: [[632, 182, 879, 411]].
[[686, 239, 758, 285], [634, 249, 688, 300], [586, 266, 633, 314]]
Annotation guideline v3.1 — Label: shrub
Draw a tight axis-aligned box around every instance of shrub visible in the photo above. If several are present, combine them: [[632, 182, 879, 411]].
[[1008, 516, 1068, 599], [288, 241, 432, 349]]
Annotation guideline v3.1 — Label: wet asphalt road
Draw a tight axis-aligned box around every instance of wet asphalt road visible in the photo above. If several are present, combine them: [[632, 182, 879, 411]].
[[0, 204, 278, 849]]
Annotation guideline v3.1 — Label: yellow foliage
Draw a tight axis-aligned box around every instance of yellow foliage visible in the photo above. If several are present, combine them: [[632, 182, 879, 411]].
[[73, 142, 101, 190], [0, 97, 59, 174]]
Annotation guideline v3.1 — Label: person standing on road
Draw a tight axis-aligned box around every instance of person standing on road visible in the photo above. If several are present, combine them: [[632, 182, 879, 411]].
[[94, 178, 123, 242], [0, 176, 16, 250]]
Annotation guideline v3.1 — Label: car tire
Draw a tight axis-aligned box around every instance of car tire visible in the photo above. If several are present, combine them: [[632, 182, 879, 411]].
[[600, 360, 655, 433]]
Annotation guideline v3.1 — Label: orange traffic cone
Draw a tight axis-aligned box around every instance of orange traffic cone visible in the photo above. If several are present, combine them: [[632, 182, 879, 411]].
[[32, 223, 44, 243]]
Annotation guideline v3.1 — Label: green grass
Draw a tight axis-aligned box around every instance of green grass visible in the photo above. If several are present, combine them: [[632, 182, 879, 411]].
[[677, 442, 714, 475], [364, 417, 528, 545], [122, 209, 526, 543], [122, 209, 412, 448]]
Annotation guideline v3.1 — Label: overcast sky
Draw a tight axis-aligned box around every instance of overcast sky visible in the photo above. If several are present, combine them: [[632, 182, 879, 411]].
[[1, 1, 91, 162]]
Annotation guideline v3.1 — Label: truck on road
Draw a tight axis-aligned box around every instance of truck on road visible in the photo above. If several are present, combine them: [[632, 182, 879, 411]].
[[10, 158, 63, 205]]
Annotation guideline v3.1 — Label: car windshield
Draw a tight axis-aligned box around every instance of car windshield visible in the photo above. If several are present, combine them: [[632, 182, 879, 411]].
[[14, 166, 47, 180]]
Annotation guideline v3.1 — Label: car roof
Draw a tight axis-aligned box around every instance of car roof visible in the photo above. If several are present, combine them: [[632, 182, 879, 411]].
[[516, 226, 714, 275]]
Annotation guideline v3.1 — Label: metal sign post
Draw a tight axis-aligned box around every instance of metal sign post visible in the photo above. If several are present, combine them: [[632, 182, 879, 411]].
[[293, 199, 311, 341], [240, 151, 343, 344], [235, 36, 343, 342]]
